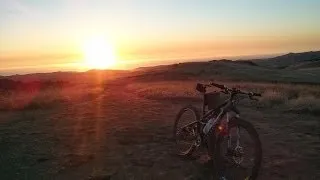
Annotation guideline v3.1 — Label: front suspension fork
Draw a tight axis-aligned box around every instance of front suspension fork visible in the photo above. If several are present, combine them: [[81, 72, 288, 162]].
[[224, 113, 241, 149]]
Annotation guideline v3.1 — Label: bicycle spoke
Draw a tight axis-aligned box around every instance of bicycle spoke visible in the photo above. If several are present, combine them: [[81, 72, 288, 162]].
[[219, 125, 258, 180], [174, 106, 201, 156]]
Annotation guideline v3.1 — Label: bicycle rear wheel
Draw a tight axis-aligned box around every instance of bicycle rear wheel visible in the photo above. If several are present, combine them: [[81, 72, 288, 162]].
[[173, 105, 201, 157], [214, 118, 262, 180]]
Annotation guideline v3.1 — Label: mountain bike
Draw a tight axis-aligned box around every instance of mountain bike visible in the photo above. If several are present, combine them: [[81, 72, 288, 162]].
[[173, 82, 262, 180]]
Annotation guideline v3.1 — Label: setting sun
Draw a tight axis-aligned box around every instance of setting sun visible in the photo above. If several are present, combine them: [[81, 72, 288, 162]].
[[83, 36, 116, 69]]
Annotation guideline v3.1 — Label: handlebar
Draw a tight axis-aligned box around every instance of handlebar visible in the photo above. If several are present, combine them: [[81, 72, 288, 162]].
[[197, 82, 261, 99], [210, 82, 225, 89]]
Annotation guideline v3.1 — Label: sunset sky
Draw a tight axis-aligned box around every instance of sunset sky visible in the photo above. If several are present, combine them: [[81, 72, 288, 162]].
[[0, 0, 319, 75]]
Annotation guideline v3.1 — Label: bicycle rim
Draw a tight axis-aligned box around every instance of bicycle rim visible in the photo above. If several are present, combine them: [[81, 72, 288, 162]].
[[214, 118, 262, 180], [174, 105, 200, 156]]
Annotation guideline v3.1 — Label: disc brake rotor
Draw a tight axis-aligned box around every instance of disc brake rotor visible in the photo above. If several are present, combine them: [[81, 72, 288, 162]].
[[233, 146, 244, 165]]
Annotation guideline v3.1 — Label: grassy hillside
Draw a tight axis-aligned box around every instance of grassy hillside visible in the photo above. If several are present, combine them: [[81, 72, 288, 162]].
[[126, 80, 320, 115], [132, 58, 320, 84], [254, 51, 320, 69], [286, 60, 320, 70]]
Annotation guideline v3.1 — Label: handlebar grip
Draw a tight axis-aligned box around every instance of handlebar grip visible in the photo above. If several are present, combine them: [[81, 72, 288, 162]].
[[210, 82, 225, 89]]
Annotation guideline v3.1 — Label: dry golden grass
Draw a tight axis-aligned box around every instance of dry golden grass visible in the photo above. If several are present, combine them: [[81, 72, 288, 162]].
[[126, 81, 198, 100], [2, 79, 319, 115], [126, 80, 320, 115], [286, 95, 320, 115], [0, 84, 104, 111]]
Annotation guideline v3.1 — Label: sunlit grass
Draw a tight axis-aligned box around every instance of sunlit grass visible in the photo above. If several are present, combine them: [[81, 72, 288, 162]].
[[0, 85, 104, 111], [126, 81, 320, 115]]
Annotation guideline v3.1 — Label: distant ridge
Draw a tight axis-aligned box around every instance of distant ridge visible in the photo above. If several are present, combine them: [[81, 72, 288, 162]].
[[132, 50, 320, 84], [135, 51, 320, 71], [209, 59, 258, 66], [286, 60, 320, 70], [1, 51, 320, 84], [254, 51, 320, 69]]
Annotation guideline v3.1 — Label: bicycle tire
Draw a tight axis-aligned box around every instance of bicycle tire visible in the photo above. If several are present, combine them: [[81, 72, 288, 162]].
[[214, 118, 262, 180], [173, 105, 201, 157]]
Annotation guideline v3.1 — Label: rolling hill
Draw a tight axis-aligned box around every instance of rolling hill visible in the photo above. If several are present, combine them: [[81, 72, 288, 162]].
[[285, 60, 320, 70], [132, 51, 320, 84], [253, 51, 320, 69]]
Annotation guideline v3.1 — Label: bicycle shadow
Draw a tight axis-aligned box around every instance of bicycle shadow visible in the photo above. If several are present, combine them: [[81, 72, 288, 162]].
[[171, 150, 215, 179]]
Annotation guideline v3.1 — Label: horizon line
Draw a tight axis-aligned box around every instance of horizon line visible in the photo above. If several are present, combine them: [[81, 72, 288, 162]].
[[1, 50, 318, 77]]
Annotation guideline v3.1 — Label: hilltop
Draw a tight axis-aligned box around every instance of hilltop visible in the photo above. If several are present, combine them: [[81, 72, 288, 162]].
[[131, 51, 320, 84], [253, 51, 320, 69]]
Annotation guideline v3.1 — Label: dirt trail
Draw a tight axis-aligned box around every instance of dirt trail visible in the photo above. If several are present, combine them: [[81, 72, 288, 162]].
[[0, 83, 319, 179]]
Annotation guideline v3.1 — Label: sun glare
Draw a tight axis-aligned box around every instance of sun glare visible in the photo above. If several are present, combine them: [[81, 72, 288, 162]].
[[83, 36, 116, 69]]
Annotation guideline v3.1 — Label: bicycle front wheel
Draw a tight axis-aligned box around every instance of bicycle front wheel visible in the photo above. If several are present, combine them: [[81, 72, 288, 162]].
[[173, 105, 200, 157], [214, 118, 262, 180]]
